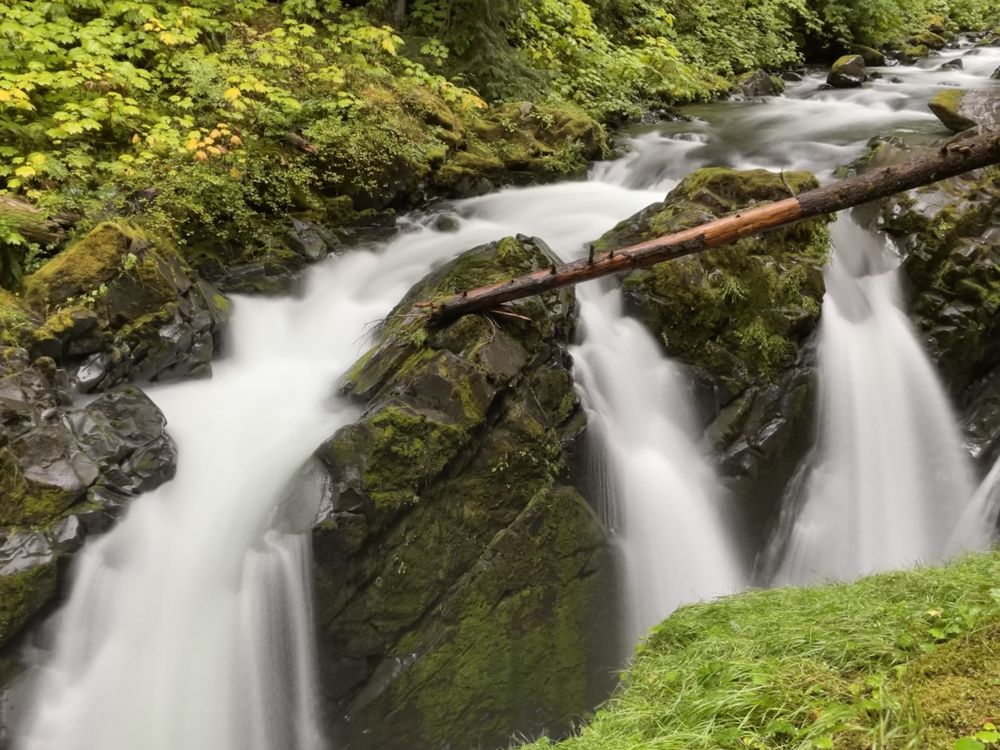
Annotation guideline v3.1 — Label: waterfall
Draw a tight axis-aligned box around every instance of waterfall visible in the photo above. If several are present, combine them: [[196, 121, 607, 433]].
[[571, 287, 743, 648], [771, 216, 977, 584]]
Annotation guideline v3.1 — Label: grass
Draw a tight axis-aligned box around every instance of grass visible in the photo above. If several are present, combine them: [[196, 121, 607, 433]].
[[525, 551, 1000, 750]]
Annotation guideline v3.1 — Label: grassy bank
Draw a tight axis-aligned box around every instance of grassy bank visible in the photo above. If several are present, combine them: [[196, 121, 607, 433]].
[[525, 551, 1000, 749]]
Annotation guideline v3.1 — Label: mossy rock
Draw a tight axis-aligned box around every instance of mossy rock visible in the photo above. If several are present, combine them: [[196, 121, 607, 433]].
[[0, 290, 38, 349], [908, 30, 948, 49], [0, 562, 57, 648], [433, 102, 608, 196], [828, 54, 867, 87], [928, 88, 1000, 132], [22, 221, 230, 391], [597, 167, 829, 394], [850, 44, 886, 66], [879, 165, 1000, 394], [734, 70, 784, 99], [312, 236, 609, 750]]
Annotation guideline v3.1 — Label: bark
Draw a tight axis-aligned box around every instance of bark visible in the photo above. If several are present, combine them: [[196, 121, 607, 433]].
[[418, 130, 1000, 322], [0, 197, 70, 245]]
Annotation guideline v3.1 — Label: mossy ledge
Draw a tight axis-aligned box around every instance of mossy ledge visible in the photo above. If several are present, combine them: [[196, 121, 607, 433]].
[[525, 551, 1000, 750]]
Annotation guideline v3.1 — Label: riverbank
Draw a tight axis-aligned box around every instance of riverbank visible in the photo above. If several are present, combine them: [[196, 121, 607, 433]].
[[525, 550, 1000, 750]]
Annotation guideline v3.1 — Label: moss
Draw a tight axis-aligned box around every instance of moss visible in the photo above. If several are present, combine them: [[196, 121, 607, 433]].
[[908, 30, 947, 48], [601, 168, 829, 388], [0, 562, 58, 647], [0, 288, 36, 347], [23, 221, 137, 310], [901, 42, 930, 59], [0, 446, 78, 526], [358, 486, 607, 750]]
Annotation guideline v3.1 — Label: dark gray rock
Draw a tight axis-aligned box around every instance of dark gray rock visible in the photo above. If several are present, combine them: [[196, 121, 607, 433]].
[[734, 69, 784, 99], [939, 58, 964, 71]]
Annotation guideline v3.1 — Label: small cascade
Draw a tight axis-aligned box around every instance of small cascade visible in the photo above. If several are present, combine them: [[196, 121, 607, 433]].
[[571, 286, 744, 648], [771, 216, 977, 584]]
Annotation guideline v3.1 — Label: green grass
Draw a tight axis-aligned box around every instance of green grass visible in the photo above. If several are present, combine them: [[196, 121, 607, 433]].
[[526, 551, 1000, 750]]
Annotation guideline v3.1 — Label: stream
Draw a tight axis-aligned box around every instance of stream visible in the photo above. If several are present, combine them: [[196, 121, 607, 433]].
[[11, 38, 1000, 750]]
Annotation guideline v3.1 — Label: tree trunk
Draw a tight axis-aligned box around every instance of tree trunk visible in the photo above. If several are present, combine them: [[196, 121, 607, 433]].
[[0, 197, 68, 246], [418, 130, 1000, 322]]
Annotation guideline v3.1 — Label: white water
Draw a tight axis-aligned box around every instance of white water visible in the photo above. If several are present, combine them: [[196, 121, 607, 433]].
[[772, 217, 977, 583]]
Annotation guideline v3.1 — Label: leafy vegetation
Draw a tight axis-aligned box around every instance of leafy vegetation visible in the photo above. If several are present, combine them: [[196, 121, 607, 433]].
[[525, 551, 1000, 750]]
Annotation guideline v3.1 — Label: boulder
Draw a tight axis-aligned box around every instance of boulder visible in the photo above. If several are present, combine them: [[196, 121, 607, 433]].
[[939, 58, 964, 71], [734, 70, 784, 99], [993, 65, 1000, 80], [594, 167, 830, 546], [310, 236, 610, 750], [909, 31, 948, 50], [929, 88, 1000, 132], [898, 44, 930, 64], [828, 55, 868, 87], [23, 222, 231, 392], [851, 44, 886, 66]]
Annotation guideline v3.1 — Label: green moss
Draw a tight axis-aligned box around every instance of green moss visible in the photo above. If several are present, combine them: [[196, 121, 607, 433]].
[[23, 222, 137, 311], [0, 446, 77, 526], [0, 562, 58, 647], [525, 551, 1000, 750], [602, 168, 829, 388], [0, 288, 36, 347], [908, 30, 947, 48]]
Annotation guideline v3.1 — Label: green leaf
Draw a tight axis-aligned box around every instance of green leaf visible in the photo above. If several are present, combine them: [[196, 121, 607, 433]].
[[955, 738, 986, 750]]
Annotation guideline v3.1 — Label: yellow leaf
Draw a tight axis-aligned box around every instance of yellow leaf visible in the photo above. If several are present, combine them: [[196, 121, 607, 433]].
[[131, 133, 141, 144], [159, 31, 180, 46], [13, 165, 36, 179], [223, 87, 242, 102], [0, 91, 11, 103], [229, 135, 242, 147], [380, 37, 396, 54], [184, 139, 199, 151]]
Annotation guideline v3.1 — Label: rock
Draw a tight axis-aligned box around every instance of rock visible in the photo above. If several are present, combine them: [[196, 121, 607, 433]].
[[928, 88, 1000, 132], [909, 31, 948, 50], [898, 44, 930, 64], [311, 236, 610, 750], [593, 167, 829, 545], [781, 71, 803, 82], [938, 58, 963, 71], [23, 223, 231, 391], [432, 103, 609, 197], [285, 218, 339, 262], [993, 65, 1000, 80], [734, 70, 784, 99], [878, 165, 1000, 397], [828, 55, 868, 88], [851, 44, 886, 66], [0, 350, 176, 647]]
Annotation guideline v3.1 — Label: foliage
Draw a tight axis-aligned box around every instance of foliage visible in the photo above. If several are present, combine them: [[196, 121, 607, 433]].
[[525, 551, 1000, 750]]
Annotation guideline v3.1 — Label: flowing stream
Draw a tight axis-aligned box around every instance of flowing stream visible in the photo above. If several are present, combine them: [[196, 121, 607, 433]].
[[12, 37, 1000, 749]]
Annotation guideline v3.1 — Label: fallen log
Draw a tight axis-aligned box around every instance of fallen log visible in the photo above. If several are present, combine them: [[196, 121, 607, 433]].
[[0, 196, 74, 245], [417, 129, 1000, 322]]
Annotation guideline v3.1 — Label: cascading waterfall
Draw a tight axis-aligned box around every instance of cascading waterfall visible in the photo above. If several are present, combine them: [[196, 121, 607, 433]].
[[571, 288, 744, 648], [13, 170, 745, 744], [771, 217, 977, 584]]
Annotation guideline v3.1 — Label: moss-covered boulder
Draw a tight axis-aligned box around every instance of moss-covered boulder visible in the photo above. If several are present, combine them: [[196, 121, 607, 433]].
[[594, 167, 830, 543], [310, 236, 610, 750], [433, 102, 608, 197], [733, 70, 784, 99], [827, 54, 867, 87], [928, 88, 1000, 132], [851, 44, 886, 66], [22, 222, 230, 392], [909, 30, 948, 50]]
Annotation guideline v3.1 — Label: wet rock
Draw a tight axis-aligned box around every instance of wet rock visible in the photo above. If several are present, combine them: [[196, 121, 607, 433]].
[[929, 89, 1000, 132], [897, 45, 930, 64], [285, 218, 340, 262], [734, 70, 784, 99], [909, 31, 948, 50], [878, 165, 1000, 398], [828, 55, 868, 87], [993, 65, 1000, 80], [0, 351, 177, 647], [939, 58, 964, 71], [311, 236, 610, 750], [23, 222, 231, 392], [851, 44, 886, 66]]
